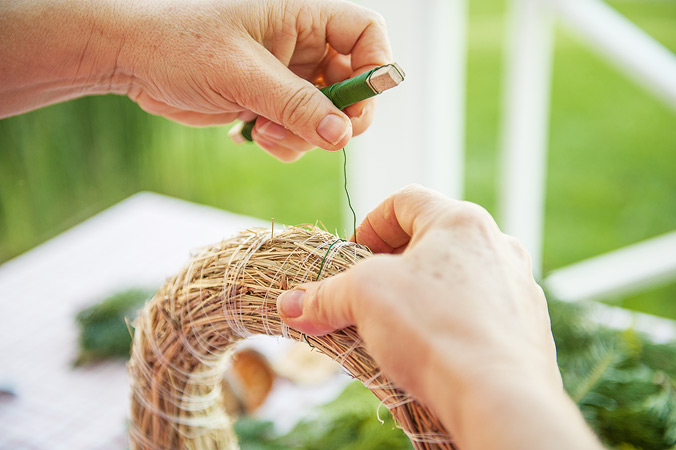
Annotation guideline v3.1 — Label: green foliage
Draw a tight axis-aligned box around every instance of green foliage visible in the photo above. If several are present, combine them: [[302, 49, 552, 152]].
[[233, 300, 676, 450], [233, 418, 285, 450], [76, 287, 676, 449], [235, 381, 413, 450], [549, 299, 676, 449], [74, 288, 152, 365]]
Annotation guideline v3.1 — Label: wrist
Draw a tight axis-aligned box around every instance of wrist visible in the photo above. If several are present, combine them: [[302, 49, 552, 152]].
[[63, 0, 134, 96], [424, 359, 600, 450], [416, 341, 568, 445], [460, 377, 600, 450]]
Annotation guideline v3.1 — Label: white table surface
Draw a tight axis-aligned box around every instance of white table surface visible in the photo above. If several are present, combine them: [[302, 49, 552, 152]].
[[0, 192, 297, 449]]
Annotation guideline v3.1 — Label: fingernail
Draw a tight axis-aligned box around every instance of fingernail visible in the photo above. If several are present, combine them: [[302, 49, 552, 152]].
[[258, 121, 287, 140], [278, 290, 305, 318], [317, 114, 350, 145]]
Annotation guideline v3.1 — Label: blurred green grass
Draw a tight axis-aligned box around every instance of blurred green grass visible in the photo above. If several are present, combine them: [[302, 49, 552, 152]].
[[0, 102, 344, 261], [1, 0, 675, 318], [464, 0, 676, 318]]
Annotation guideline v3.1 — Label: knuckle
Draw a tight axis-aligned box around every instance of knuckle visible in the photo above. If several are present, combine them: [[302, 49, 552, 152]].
[[505, 234, 528, 255], [396, 184, 430, 203], [398, 183, 446, 201], [400, 183, 426, 194], [359, 7, 387, 30], [453, 202, 494, 228], [371, 11, 387, 30], [503, 233, 535, 271]]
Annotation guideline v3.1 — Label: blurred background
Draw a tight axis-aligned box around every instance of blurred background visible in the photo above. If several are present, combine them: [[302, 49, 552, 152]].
[[1, 0, 675, 318]]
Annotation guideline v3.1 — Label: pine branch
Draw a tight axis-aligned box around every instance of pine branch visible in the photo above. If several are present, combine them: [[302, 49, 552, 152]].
[[571, 347, 619, 403]]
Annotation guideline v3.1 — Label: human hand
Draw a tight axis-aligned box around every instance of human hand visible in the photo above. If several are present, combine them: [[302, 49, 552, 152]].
[[119, 0, 391, 161], [1, 0, 390, 160], [276, 185, 601, 450]]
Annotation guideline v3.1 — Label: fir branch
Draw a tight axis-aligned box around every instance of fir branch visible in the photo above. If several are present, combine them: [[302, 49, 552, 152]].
[[571, 347, 619, 404]]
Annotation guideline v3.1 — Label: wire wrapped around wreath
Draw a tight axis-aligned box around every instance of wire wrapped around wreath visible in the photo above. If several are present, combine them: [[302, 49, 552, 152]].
[[128, 225, 454, 449]]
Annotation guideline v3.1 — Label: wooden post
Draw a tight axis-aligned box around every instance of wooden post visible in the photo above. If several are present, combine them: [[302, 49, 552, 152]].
[[499, 0, 555, 278]]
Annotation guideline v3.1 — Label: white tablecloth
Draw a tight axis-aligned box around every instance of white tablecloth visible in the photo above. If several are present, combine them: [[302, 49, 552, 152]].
[[0, 192, 271, 449]]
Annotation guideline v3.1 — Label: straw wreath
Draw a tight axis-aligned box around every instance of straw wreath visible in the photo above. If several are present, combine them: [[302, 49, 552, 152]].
[[128, 225, 454, 449]]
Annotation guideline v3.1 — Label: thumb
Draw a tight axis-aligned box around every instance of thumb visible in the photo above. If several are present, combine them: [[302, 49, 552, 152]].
[[235, 43, 352, 151], [276, 271, 356, 336]]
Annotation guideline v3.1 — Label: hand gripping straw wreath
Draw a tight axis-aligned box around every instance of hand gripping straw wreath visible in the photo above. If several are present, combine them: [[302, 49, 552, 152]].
[[128, 225, 455, 449]]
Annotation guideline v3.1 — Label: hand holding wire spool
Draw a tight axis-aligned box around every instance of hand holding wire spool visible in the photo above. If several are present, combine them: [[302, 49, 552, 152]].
[[1, 0, 393, 161], [229, 63, 405, 153]]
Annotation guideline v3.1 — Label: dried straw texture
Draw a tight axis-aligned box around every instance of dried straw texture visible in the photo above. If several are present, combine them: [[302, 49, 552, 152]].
[[128, 225, 454, 449]]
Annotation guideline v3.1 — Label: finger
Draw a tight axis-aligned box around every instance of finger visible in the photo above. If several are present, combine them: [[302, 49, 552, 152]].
[[317, 30, 383, 125], [323, 2, 392, 73], [353, 215, 405, 254], [231, 1, 390, 151], [237, 109, 258, 122], [285, 4, 391, 80], [287, 45, 346, 83], [502, 233, 534, 274], [254, 135, 305, 162], [320, 52, 354, 85], [345, 98, 376, 137], [253, 117, 315, 153], [276, 271, 357, 336], [230, 42, 353, 151], [353, 184, 451, 253], [291, 50, 376, 138]]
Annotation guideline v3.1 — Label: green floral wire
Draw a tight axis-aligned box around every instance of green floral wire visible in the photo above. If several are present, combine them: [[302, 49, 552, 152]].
[[315, 238, 344, 282], [343, 148, 358, 244], [315, 148, 358, 281]]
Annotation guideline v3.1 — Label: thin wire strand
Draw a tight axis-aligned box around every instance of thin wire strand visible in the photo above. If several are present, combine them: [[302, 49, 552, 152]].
[[315, 238, 344, 281], [343, 148, 358, 244], [312, 148, 358, 282]]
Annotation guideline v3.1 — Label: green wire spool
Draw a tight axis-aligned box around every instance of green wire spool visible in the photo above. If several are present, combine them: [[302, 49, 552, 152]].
[[229, 63, 405, 143]]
